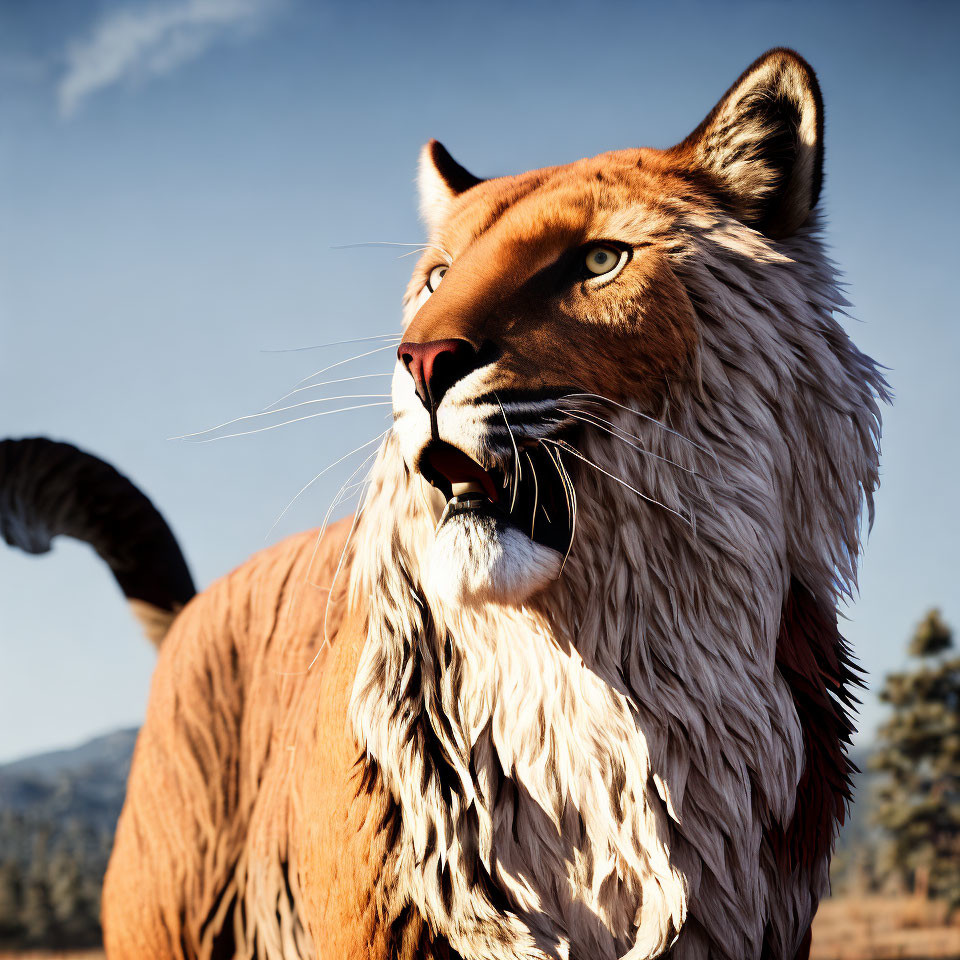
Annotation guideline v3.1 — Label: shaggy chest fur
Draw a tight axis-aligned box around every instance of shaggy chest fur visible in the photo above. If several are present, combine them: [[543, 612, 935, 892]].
[[343, 203, 884, 959], [346, 424, 808, 958]]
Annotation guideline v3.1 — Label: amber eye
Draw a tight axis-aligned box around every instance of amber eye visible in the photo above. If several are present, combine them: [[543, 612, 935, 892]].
[[584, 245, 623, 276], [426, 265, 448, 292]]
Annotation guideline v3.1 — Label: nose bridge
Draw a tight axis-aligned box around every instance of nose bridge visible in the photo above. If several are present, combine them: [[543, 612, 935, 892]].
[[402, 304, 484, 351], [403, 252, 501, 350], [403, 204, 579, 348]]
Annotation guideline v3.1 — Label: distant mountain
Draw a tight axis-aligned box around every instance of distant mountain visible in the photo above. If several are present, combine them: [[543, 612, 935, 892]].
[[1, 728, 138, 781], [0, 728, 138, 839], [0, 730, 138, 948]]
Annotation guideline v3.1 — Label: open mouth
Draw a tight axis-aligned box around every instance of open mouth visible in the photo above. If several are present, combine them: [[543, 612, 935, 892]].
[[418, 440, 572, 554]]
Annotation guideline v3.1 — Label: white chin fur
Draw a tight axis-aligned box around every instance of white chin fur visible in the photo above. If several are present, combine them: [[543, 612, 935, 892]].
[[426, 513, 561, 607]]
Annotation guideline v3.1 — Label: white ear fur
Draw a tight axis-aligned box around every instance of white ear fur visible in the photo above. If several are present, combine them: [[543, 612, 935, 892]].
[[676, 48, 824, 239], [417, 140, 483, 234], [418, 143, 455, 234]]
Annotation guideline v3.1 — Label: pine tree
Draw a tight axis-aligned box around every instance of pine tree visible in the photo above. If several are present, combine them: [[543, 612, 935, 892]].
[[20, 875, 55, 946], [48, 849, 98, 945], [871, 609, 960, 910], [0, 861, 24, 943]]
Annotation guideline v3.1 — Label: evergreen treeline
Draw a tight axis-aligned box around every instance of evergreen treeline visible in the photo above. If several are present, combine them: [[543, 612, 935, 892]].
[[0, 809, 110, 948], [871, 609, 960, 909]]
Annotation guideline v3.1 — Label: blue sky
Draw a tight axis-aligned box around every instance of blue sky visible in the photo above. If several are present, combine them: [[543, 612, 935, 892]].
[[0, 0, 957, 762]]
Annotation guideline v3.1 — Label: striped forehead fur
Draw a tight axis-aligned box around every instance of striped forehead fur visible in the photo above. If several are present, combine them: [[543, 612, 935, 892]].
[[347, 210, 886, 960]]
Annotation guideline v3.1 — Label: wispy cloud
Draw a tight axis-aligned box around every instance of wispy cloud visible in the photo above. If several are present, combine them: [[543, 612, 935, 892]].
[[58, 0, 279, 118]]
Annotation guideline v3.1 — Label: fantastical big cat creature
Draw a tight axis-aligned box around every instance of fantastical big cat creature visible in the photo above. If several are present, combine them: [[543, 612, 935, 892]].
[[3, 47, 886, 960]]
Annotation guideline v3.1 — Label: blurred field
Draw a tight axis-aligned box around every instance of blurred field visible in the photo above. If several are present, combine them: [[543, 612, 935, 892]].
[[0, 952, 104, 959], [812, 896, 960, 960], [2, 896, 959, 960]]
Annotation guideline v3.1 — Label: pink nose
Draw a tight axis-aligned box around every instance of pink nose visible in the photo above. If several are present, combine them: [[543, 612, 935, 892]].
[[397, 338, 477, 408]]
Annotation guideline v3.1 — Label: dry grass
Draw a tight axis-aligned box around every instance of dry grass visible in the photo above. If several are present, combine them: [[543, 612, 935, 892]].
[[812, 895, 960, 960], [2, 899, 958, 960], [0, 952, 104, 959]]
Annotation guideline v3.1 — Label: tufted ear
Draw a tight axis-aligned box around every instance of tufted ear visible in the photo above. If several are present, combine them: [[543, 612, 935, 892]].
[[418, 139, 483, 233], [672, 48, 824, 239]]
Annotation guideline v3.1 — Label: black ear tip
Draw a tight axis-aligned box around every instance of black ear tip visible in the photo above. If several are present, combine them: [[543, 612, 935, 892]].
[[421, 139, 449, 167], [424, 140, 483, 196]]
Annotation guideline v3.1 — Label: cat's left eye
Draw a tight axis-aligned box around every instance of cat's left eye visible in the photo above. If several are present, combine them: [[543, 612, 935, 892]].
[[584, 245, 625, 277]]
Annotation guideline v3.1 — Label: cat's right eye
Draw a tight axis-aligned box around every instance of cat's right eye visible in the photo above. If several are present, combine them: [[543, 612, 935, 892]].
[[426, 265, 448, 293]]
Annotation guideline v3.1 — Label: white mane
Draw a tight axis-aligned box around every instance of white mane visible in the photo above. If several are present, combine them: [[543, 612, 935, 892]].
[[347, 211, 887, 960]]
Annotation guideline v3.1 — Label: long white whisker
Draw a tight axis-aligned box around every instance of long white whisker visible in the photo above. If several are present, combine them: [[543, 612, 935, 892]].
[[541, 441, 576, 575], [559, 408, 705, 478], [277, 449, 380, 674], [495, 393, 521, 512], [279, 480, 355, 648], [318, 467, 377, 652], [309, 445, 381, 581], [265, 428, 390, 538], [543, 438, 691, 526], [560, 452, 578, 575], [172, 395, 391, 441], [295, 343, 399, 387], [306, 454, 375, 572], [561, 393, 719, 466], [175, 403, 392, 443], [261, 334, 401, 354], [556, 449, 578, 574], [524, 450, 539, 540], [332, 240, 453, 262], [263, 373, 394, 411], [332, 241, 426, 248]]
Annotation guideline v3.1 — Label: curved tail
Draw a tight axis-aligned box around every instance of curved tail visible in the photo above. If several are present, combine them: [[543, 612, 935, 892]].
[[1, 437, 196, 646]]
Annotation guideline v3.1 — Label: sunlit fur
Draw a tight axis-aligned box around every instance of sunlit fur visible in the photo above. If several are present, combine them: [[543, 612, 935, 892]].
[[427, 512, 562, 607], [351, 210, 886, 959], [102, 49, 887, 960]]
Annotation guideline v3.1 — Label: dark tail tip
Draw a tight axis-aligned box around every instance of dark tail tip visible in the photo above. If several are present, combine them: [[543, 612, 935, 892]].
[[1, 437, 195, 644]]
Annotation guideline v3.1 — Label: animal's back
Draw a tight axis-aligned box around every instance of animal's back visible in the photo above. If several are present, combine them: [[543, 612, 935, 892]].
[[103, 520, 354, 960]]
